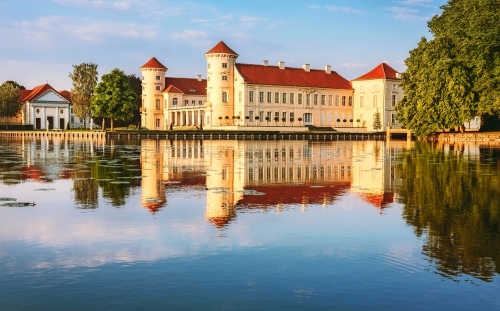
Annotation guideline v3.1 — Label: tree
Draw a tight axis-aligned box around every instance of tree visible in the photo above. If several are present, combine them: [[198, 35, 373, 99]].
[[373, 109, 382, 131], [91, 68, 137, 131], [128, 74, 142, 126], [397, 0, 500, 137], [4, 81, 25, 90], [0, 82, 23, 129], [69, 63, 98, 128]]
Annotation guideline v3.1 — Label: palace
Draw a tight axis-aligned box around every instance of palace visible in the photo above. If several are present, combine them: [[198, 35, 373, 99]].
[[140, 41, 405, 132]]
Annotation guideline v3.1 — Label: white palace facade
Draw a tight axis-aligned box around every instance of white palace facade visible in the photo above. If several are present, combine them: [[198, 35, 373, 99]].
[[140, 41, 405, 132]]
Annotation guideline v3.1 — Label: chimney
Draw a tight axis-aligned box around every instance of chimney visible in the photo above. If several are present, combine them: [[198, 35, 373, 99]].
[[278, 61, 285, 70], [263, 60, 269, 66], [325, 65, 331, 74], [196, 75, 202, 81], [303, 64, 310, 72]]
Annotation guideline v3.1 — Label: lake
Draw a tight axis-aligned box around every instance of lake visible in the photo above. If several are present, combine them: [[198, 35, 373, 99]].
[[0, 137, 499, 310]]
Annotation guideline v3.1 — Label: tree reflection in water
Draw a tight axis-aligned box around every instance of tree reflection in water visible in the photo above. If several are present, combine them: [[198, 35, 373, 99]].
[[396, 141, 500, 282]]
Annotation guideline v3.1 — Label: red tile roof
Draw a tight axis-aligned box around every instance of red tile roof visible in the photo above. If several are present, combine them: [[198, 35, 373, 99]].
[[18, 84, 71, 102], [353, 63, 400, 81], [358, 192, 394, 209], [140, 57, 167, 69], [205, 41, 238, 56], [163, 77, 207, 95], [235, 64, 353, 89]]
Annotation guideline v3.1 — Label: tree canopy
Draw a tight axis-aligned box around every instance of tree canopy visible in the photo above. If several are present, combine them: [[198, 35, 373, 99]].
[[397, 0, 500, 137], [69, 63, 98, 128], [0, 81, 23, 129], [4, 81, 25, 91], [90, 68, 137, 131]]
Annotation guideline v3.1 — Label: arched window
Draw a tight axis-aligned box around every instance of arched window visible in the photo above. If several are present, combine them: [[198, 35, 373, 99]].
[[222, 92, 228, 103], [156, 99, 160, 110], [173, 98, 178, 106]]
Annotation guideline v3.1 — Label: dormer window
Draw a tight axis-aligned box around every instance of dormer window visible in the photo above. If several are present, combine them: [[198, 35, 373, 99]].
[[189, 88, 197, 92], [222, 63, 228, 68]]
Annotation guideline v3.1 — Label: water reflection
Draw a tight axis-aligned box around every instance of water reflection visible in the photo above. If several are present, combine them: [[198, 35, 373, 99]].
[[1, 136, 500, 283]]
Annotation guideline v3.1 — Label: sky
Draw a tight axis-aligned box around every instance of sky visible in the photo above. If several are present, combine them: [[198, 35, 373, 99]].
[[0, 0, 447, 90]]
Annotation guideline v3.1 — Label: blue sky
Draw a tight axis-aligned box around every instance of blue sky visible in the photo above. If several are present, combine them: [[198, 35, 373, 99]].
[[0, 0, 447, 90]]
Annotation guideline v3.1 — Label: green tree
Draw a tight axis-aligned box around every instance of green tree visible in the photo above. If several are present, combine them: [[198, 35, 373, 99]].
[[0, 82, 23, 129], [69, 63, 98, 128], [4, 81, 25, 90], [127, 74, 142, 127], [373, 109, 381, 131], [91, 68, 137, 131], [397, 0, 500, 137]]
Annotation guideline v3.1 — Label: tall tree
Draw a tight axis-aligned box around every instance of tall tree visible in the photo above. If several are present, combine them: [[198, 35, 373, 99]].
[[69, 63, 98, 128], [397, 0, 500, 137], [4, 81, 26, 90], [0, 81, 23, 129], [128, 74, 142, 127], [91, 68, 137, 131]]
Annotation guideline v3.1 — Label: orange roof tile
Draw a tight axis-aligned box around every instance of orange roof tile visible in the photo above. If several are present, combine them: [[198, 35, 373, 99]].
[[353, 63, 400, 81], [205, 41, 238, 56], [58, 90, 72, 102], [235, 64, 353, 89], [163, 77, 207, 95], [19, 84, 72, 102], [140, 57, 167, 69]]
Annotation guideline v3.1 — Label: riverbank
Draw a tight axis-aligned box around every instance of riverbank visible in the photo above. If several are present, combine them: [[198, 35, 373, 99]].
[[435, 132, 500, 142]]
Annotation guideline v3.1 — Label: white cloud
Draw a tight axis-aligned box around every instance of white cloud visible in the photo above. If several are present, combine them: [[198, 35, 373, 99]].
[[326, 6, 366, 14], [171, 30, 207, 40], [239, 16, 267, 28], [52, 0, 184, 19], [13, 16, 159, 42], [340, 63, 368, 68], [385, 6, 429, 21]]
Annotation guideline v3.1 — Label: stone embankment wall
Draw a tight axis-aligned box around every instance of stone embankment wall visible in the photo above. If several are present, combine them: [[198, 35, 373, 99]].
[[436, 132, 500, 142]]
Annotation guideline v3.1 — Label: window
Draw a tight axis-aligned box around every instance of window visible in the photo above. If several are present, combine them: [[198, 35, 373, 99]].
[[373, 95, 378, 108], [267, 92, 272, 103], [156, 86, 160, 90], [155, 119, 160, 128], [321, 95, 326, 105], [306, 94, 311, 106], [249, 91, 254, 103], [156, 99, 160, 110], [185, 100, 189, 106], [249, 111, 254, 122], [239, 91, 242, 102], [275, 92, 279, 103], [335, 95, 339, 106], [192, 100, 195, 106], [282, 93, 287, 104], [142, 76, 145, 80], [348, 96, 352, 106], [314, 94, 318, 105], [222, 92, 228, 103], [267, 111, 272, 121], [391, 113, 396, 124], [392, 84, 397, 90], [259, 111, 264, 121], [360, 85, 365, 90], [275, 111, 280, 119], [222, 76, 228, 81], [342, 96, 346, 106], [374, 84, 378, 89], [392, 94, 397, 106], [164, 99, 167, 108], [70, 108, 73, 113], [290, 93, 294, 104], [290, 112, 294, 120], [328, 95, 333, 105], [173, 98, 178, 106], [142, 85, 145, 90], [360, 96, 364, 108], [282, 112, 287, 119], [156, 76, 160, 80], [222, 63, 228, 68], [259, 92, 264, 103], [199, 100, 203, 106], [298, 94, 303, 104]]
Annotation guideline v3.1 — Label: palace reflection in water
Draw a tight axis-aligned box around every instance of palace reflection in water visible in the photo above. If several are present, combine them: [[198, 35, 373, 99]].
[[139, 139, 409, 228]]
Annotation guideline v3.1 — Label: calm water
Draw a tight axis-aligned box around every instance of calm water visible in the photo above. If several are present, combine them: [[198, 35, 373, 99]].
[[0, 137, 499, 310]]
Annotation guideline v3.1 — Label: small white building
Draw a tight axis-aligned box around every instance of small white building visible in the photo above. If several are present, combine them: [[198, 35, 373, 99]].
[[19, 84, 87, 130]]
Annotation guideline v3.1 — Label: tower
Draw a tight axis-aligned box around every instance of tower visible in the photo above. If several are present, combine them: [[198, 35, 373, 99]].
[[140, 57, 167, 129], [204, 41, 238, 128]]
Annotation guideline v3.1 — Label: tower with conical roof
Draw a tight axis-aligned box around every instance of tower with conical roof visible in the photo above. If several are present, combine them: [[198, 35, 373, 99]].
[[140, 57, 168, 129], [205, 41, 239, 128]]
